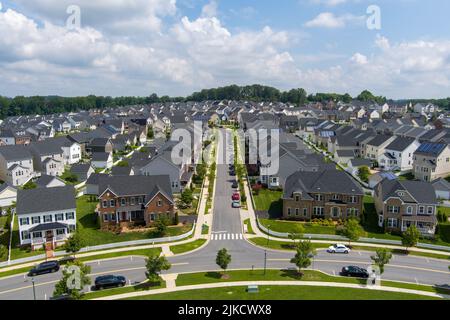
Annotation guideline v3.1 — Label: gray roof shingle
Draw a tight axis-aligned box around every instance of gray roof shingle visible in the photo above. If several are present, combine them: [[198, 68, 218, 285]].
[[17, 186, 76, 215]]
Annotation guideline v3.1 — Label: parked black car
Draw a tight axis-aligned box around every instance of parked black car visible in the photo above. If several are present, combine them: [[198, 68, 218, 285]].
[[94, 275, 126, 290], [341, 266, 369, 278], [50, 294, 73, 300], [229, 170, 236, 176], [28, 261, 60, 277], [231, 181, 238, 189]]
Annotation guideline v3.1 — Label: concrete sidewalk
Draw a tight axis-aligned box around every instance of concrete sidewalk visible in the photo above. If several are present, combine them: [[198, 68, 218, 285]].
[[93, 279, 449, 300]]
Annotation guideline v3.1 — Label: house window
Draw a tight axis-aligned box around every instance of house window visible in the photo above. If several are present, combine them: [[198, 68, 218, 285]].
[[56, 229, 65, 236], [31, 216, 41, 224], [157, 199, 163, 207], [102, 200, 108, 208], [332, 194, 339, 201], [68, 225, 76, 232], [65, 212, 75, 220], [315, 194, 323, 201], [21, 231, 30, 240], [33, 231, 43, 239], [19, 218, 29, 226], [110, 200, 116, 207], [419, 206, 425, 214], [388, 206, 400, 214], [347, 208, 358, 217], [313, 207, 324, 216], [427, 207, 434, 215], [121, 198, 126, 206], [378, 215, 384, 226], [387, 218, 398, 228], [55, 214, 64, 222], [295, 208, 300, 216], [295, 195, 300, 202], [131, 198, 136, 206], [406, 207, 413, 215], [43, 215, 52, 223], [350, 196, 357, 204], [331, 207, 340, 218], [303, 208, 308, 216], [138, 197, 143, 204], [287, 208, 292, 216]]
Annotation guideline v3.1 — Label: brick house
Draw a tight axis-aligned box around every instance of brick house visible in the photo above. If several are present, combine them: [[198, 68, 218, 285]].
[[374, 179, 438, 236], [282, 170, 364, 220], [96, 175, 174, 228]]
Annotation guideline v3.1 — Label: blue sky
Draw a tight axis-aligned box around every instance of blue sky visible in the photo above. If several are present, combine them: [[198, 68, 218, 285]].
[[0, 0, 449, 99]]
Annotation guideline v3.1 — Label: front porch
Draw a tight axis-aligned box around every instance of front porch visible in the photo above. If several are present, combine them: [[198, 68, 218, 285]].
[[401, 215, 437, 237], [28, 222, 71, 250]]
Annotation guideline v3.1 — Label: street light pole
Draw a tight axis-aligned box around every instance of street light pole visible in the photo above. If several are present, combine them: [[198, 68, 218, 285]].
[[266, 225, 271, 245], [264, 250, 267, 275], [31, 277, 36, 301]]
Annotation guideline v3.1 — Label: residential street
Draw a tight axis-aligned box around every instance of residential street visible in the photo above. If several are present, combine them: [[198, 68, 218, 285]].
[[0, 129, 448, 300]]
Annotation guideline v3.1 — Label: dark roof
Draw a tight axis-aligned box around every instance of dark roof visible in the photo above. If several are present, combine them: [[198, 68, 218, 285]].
[[86, 173, 108, 185], [29, 140, 64, 156], [386, 137, 416, 152], [377, 179, 437, 204], [29, 222, 68, 233], [89, 138, 110, 147], [70, 163, 93, 174], [367, 135, 393, 147], [98, 175, 173, 201], [284, 170, 364, 198], [35, 175, 66, 188], [110, 166, 133, 176], [0, 145, 33, 161], [414, 143, 447, 156], [92, 152, 111, 161], [17, 186, 76, 215]]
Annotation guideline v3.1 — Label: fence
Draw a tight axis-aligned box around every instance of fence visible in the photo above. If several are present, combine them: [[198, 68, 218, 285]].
[[0, 222, 196, 268], [256, 218, 450, 252]]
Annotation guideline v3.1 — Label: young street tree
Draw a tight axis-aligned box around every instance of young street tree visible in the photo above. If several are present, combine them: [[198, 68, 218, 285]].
[[216, 248, 232, 276], [53, 261, 91, 300], [342, 218, 365, 246], [288, 224, 305, 246], [370, 248, 393, 275], [402, 225, 421, 253], [357, 166, 370, 183], [290, 240, 316, 276], [145, 255, 171, 283], [64, 232, 84, 258]]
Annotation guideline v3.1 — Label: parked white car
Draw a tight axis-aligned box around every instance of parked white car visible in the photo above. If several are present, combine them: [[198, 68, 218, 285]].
[[327, 244, 350, 254]]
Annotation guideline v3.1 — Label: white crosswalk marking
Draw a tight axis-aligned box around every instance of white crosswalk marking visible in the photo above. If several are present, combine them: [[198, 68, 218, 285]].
[[211, 233, 244, 241]]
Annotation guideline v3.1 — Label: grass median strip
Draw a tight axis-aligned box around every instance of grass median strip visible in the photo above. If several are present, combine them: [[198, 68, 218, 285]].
[[170, 239, 207, 255], [123, 285, 438, 300]]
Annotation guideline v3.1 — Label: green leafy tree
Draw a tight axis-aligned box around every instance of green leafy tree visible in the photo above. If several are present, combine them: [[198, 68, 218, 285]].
[[64, 173, 78, 184], [173, 212, 179, 225], [147, 127, 154, 139], [288, 224, 305, 245], [370, 248, 392, 275], [402, 226, 421, 252], [216, 248, 232, 275], [64, 232, 85, 258], [290, 240, 316, 275], [0, 245, 8, 261], [23, 181, 37, 190], [181, 189, 194, 207], [145, 254, 171, 282], [357, 166, 370, 182], [155, 217, 169, 237], [53, 261, 91, 300], [342, 218, 365, 246], [116, 160, 129, 167]]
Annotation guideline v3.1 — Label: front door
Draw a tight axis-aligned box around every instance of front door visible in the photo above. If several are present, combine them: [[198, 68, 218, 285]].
[[121, 212, 127, 221], [46, 230, 54, 240]]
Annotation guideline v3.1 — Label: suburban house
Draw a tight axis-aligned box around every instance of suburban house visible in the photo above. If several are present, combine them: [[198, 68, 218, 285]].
[[379, 137, 420, 172], [92, 152, 113, 169], [374, 179, 438, 236], [432, 178, 450, 200], [96, 175, 174, 228], [413, 143, 450, 182], [85, 173, 108, 196], [346, 158, 372, 176], [29, 140, 65, 177], [52, 137, 82, 165], [0, 145, 35, 187], [0, 129, 15, 145], [87, 138, 113, 154], [0, 183, 17, 209], [16, 186, 77, 249], [365, 135, 397, 162], [70, 163, 95, 182], [282, 170, 364, 221], [35, 174, 66, 188]]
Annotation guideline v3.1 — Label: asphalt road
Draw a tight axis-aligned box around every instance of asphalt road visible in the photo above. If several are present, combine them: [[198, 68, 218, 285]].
[[0, 128, 448, 300]]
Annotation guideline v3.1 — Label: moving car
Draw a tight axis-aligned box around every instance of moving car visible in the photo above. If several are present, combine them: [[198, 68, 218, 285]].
[[327, 244, 350, 254], [94, 275, 126, 290], [28, 261, 60, 276], [341, 266, 369, 278], [232, 193, 240, 201]]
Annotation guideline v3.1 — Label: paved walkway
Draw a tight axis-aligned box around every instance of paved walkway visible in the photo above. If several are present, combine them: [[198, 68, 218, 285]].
[[93, 279, 449, 300]]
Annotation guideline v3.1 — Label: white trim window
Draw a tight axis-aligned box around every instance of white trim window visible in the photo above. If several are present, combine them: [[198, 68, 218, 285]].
[[406, 206, 413, 215], [110, 200, 116, 207], [387, 218, 398, 228], [427, 206, 434, 215], [43, 215, 52, 223], [388, 206, 400, 214], [287, 208, 292, 216], [418, 206, 425, 214], [21, 231, 30, 240], [65, 212, 75, 220], [19, 217, 29, 226], [55, 214, 64, 222], [31, 216, 41, 224]]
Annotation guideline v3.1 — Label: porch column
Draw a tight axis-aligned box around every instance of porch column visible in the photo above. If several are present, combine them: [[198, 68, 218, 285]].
[[129, 212, 132, 222], [116, 212, 119, 223]]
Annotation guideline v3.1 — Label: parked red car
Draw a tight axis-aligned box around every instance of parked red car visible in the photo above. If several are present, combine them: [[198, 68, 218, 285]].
[[232, 193, 240, 201]]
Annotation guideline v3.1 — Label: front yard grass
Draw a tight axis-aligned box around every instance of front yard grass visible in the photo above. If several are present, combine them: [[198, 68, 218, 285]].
[[125, 285, 438, 300], [83, 280, 166, 300], [170, 239, 207, 255], [259, 218, 336, 235], [252, 189, 283, 215], [76, 196, 192, 247]]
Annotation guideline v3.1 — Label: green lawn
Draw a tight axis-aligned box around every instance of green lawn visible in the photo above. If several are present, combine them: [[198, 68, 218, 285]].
[[76, 196, 192, 247], [259, 218, 336, 235], [176, 269, 366, 287], [83, 280, 165, 300], [125, 285, 437, 300], [170, 239, 207, 255], [253, 189, 283, 215], [201, 224, 209, 235], [244, 219, 255, 235]]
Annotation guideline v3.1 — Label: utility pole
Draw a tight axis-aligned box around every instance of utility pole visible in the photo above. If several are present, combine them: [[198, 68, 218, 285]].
[[31, 277, 36, 301], [264, 250, 267, 275]]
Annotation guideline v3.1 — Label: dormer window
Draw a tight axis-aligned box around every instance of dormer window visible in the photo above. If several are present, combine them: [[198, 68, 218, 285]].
[[398, 192, 404, 197]]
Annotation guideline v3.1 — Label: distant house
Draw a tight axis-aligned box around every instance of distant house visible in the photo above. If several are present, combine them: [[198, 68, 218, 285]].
[[346, 158, 372, 176], [413, 143, 450, 182], [374, 179, 438, 236], [92, 152, 113, 169], [0, 183, 17, 208], [368, 171, 397, 189], [29, 140, 65, 177], [0, 129, 16, 145], [0, 145, 35, 187], [70, 163, 94, 182], [85, 173, 108, 196], [111, 166, 134, 176], [379, 137, 420, 172], [365, 135, 396, 162], [87, 138, 113, 154], [16, 186, 77, 248], [334, 150, 355, 164], [96, 175, 174, 228], [35, 174, 66, 189], [282, 170, 364, 221], [432, 178, 450, 200]]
